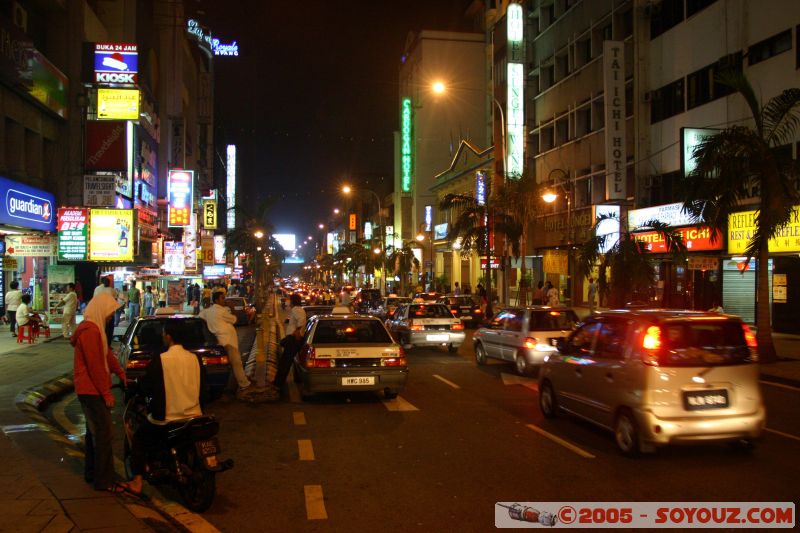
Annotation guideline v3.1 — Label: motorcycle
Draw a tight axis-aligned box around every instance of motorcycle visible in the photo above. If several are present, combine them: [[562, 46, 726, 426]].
[[122, 383, 233, 512]]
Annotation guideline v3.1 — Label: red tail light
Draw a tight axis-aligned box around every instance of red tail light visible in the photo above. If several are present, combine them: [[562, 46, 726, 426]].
[[383, 356, 407, 367], [641, 325, 661, 366], [410, 320, 425, 331], [452, 322, 464, 331], [126, 359, 151, 369], [742, 324, 757, 348], [474, 309, 482, 314], [202, 355, 230, 366], [451, 310, 458, 315], [523, 337, 538, 349]]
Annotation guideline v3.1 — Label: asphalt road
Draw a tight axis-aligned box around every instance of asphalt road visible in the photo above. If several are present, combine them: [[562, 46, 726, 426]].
[[48, 328, 800, 531]]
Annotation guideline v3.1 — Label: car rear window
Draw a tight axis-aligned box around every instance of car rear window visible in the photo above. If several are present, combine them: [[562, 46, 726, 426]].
[[529, 310, 579, 331], [386, 298, 409, 306], [304, 306, 333, 317], [656, 320, 752, 366], [409, 304, 452, 318], [312, 320, 392, 344], [134, 319, 217, 349]]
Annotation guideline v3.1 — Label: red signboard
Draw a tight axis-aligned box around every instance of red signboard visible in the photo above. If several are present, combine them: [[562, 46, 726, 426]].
[[85, 121, 127, 171], [633, 226, 723, 253], [479, 257, 502, 269]]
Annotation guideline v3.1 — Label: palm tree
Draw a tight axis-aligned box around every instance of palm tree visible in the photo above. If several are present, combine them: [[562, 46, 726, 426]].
[[226, 199, 277, 306], [576, 215, 686, 308], [682, 72, 800, 361], [386, 240, 420, 295]]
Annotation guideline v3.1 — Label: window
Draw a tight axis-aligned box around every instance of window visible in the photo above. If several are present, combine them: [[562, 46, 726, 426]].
[[656, 321, 752, 366], [650, 0, 683, 40], [686, 0, 717, 18], [594, 319, 629, 359], [529, 310, 579, 331], [409, 304, 452, 318], [748, 29, 792, 66], [312, 320, 392, 344], [555, 116, 569, 145], [687, 64, 713, 109], [565, 322, 600, 357], [504, 310, 525, 332], [575, 105, 591, 137], [576, 38, 591, 67], [797, 25, 800, 69], [650, 78, 684, 124]]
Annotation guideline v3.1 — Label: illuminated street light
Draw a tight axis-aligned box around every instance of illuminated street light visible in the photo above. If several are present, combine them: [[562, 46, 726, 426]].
[[318, 223, 324, 229], [333, 208, 340, 214], [342, 185, 352, 194], [432, 80, 445, 94], [416, 233, 425, 242], [373, 247, 381, 254], [542, 191, 558, 203], [253, 230, 264, 239]]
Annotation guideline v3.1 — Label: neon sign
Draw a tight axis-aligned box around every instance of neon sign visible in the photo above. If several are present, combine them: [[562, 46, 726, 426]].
[[226, 145, 236, 228], [401, 98, 412, 192], [168, 170, 194, 227], [476, 171, 487, 206], [424, 205, 432, 231], [506, 3, 525, 180]]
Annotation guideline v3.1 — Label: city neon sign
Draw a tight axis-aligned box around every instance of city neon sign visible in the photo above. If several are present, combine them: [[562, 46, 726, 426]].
[[401, 98, 413, 192], [506, 3, 525, 180]]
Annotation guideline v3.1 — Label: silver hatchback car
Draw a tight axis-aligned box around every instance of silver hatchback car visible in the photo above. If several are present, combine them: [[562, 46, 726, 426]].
[[538, 310, 765, 456]]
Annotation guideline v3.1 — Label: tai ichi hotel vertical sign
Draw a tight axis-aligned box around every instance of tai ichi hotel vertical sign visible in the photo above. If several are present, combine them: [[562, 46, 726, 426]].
[[506, 3, 525, 179], [603, 41, 626, 200]]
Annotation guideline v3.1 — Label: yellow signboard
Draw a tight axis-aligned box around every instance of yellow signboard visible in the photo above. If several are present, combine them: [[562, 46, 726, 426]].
[[202, 199, 217, 229], [89, 209, 134, 261], [97, 88, 140, 120], [728, 207, 800, 253]]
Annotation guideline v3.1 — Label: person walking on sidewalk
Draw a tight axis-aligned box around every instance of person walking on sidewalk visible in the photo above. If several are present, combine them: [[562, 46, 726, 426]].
[[275, 294, 307, 388], [201, 291, 252, 398], [71, 293, 127, 493], [57, 283, 78, 338], [158, 286, 167, 308], [128, 285, 141, 321], [143, 286, 155, 317], [5, 280, 22, 337], [587, 277, 598, 314]]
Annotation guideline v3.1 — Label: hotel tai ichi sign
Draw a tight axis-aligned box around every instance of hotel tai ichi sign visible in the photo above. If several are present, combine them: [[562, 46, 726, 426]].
[[506, 3, 524, 179], [168, 170, 194, 227], [401, 98, 412, 192], [603, 41, 626, 200]]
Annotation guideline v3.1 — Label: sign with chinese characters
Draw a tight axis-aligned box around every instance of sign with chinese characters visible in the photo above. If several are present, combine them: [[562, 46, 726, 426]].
[[83, 175, 116, 207], [202, 199, 217, 229], [164, 241, 185, 275], [475, 171, 487, 206], [603, 40, 626, 200], [688, 256, 720, 271], [682, 127, 719, 177], [401, 98, 413, 192], [5, 235, 57, 257], [168, 170, 194, 227], [627, 202, 695, 230], [729, 207, 800, 254], [85, 121, 126, 171], [94, 43, 138, 84], [424, 205, 432, 231], [201, 236, 214, 264], [634, 226, 723, 253], [97, 88, 139, 120], [88, 209, 134, 262], [57, 208, 88, 261], [349, 213, 357, 231], [214, 235, 226, 264], [0, 176, 55, 232]]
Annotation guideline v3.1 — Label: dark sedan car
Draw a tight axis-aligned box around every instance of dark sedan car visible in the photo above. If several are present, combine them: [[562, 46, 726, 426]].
[[116, 316, 231, 398], [437, 295, 483, 328]]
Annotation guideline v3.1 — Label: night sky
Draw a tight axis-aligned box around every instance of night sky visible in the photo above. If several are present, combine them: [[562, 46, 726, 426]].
[[197, 0, 473, 245]]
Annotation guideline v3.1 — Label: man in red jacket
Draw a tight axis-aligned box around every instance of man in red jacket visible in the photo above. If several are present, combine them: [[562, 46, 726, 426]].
[[71, 292, 127, 492]]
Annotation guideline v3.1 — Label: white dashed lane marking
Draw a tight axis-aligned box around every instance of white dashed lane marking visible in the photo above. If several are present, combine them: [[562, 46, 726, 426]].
[[432, 374, 460, 389], [526, 424, 596, 459], [298, 439, 315, 460], [304, 485, 328, 520], [293, 411, 307, 425], [382, 395, 419, 412]]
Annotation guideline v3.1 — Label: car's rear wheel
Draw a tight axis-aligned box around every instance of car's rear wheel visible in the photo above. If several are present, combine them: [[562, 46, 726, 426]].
[[475, 343, 487, 365], [384, 388, 398, 400], [447, 343, 459, 353], [515, 353, 532, 376], [615, 408, 641, 457], [539, 380, 558, 418]]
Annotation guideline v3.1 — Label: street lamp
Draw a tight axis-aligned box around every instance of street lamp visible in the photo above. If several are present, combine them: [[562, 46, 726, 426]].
[[342, 184, 387, 295], [541, 168, 572, 305], [253, 230, 265, 308], [416, 231, 433, 291], [333, 208, 340, 215]]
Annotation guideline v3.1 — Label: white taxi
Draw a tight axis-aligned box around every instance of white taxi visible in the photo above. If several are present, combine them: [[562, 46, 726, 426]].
[[386, 303, 466, 353]]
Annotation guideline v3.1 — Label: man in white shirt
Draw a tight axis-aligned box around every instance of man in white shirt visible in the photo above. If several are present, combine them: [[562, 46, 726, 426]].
[[57, 283, 79, 338], [201, 291, 252, 397], [5, 280, 22, 336], [275, 294, 307, 387]]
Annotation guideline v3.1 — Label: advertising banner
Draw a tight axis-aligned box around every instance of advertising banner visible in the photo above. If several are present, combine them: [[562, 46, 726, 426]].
[[628, 202, 695, 230], [603, 40, 626, 200], [164, 241, 185, 275], [168, 170, 194, 227], [85, 121, 126, 171], [94, 43, 138, 84], [202, 199, 217, 229], [97, 88, 139, 120], [89, 209, 134, 261], [214, 235, 226, 264], [201, 236, 214, 264], [729, 207, 800, 253], [688, 256, 720, 271], [47, 264, 75, 325], [0, 176, 56, 232], [167, 279, 186, 306], [633, 226, 723, 253], [57, 208, 88, 261], [184, 217, 197, 271], [6, 235, 56, 257], [681, 127, 719, 178]]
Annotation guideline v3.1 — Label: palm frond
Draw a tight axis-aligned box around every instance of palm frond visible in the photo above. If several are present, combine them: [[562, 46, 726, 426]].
[[716, 68, 762, 136], [762, 88, 800, 146]]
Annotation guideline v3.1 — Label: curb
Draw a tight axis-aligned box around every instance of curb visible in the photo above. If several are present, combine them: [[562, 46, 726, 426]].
[[15, 372, 74, 415]]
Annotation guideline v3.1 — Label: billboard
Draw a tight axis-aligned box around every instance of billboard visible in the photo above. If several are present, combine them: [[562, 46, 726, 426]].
[[5, 235, 57, 257], [94, 43, 138, 84], [273, 233, 296, 252], [0, 176, 56, 232], [682, 128, 719, 177], [89, 209, 134, 261], [400, 98, 413, 192], [729, 207, 800, 253], [226, 145, 236, 228], [168, 169, 194, 227], [214, 235, 226, 264], [634, 226, 723, 253], [85, 121, 126, 171], [57, 208, 89, 261], [202, 199, 217, 229], [603, 40, 626, 200], [164, 241, 185, 274], [97, 88, 140, 120]]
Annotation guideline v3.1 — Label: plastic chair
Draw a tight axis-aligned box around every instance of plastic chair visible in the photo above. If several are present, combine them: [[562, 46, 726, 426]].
[[17, 324, 36, 344]]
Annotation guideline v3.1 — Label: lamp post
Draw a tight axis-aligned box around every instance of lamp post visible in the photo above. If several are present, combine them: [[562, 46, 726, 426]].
[[541, 169, 572, 305], [253, 230, 265, 309], [342, 184, 386, 295], [416, 229, 434, 291]]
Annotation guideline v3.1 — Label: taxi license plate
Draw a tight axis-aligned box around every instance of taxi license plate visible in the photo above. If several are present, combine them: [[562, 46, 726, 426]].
[[461, 316, 472, 321], [336, 349, 357, 357], [426, 334, 449, 342], [342, 376, 375, 386]]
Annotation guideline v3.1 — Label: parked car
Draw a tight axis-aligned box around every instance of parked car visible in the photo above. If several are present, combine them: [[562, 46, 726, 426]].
[[437, 295, 483, 328], [303, 305, 334, 319], [293, 314, 408, 400], [225, 296, 256, 325], [473, 306, 579, 375], [369, 296, 412, 319], [413, 292, 440, 302], [353, 288, 382, 313], [116, 316, 231, 399], [385, 303, 465, 352], [538, 309, 765, 456]]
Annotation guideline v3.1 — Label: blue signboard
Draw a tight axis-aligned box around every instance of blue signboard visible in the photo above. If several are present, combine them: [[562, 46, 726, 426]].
[[476, 171, 487, 206], [94, 43, 138, 84], [424, 205, 433, 232], [0, 176, 56, 232]]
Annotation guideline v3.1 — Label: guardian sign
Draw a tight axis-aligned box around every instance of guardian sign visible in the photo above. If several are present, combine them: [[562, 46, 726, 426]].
[[0, 176, 55, 232], [401, 98, 413, 192], [94, 43, 138, 84]]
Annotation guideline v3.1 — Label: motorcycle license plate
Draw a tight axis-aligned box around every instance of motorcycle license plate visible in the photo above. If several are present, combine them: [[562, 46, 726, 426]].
[[197, 437, 220, 457]]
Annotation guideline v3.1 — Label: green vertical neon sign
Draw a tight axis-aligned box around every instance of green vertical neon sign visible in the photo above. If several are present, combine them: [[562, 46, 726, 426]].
[[401, 97, 413, 192]]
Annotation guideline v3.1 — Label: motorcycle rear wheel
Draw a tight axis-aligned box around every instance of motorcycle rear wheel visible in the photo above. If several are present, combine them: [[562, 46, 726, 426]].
[[179, 448, 216, 512]]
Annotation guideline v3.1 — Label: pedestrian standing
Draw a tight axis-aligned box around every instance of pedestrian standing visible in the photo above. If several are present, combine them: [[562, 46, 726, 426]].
[[70, 293, 126, 492], [453, 282, 461, 296], [587, 277, 598, 314], [192, 284, 201, 314], [143, 286, 155, 316], [201, 291, 252, 397], [546, 281, 560, 307], [5, 280, 22, 337], [533, 281, 544, 305], [158, 286, 167, 308], [128, 284, 141, 320], [57, 283, 79, 338], [275, 294, 307, 388]]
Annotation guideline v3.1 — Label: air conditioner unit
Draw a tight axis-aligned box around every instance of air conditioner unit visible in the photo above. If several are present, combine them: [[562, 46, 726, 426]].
[[12, 2, 27, 32]]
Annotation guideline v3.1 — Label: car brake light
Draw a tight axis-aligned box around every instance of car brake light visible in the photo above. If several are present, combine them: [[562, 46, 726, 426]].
[[410, 320, 425, 331], [202, 355, 230, 365], [382, 356, 407, 367], [474, 309, 482, 314], [641, 325, 661, 366], [742, 324, 757, 348], [452, 322, 464, 331], [126, 359, 151, 369], [523, 337, 538, 349], [451, 310, 458, 315]]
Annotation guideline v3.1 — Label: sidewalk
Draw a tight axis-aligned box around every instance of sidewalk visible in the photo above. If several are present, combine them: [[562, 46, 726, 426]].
[[0, 331, 165, 532]]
